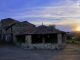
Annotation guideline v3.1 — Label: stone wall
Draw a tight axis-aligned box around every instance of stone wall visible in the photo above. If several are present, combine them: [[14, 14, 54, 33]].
[[20, 42, 65, 49], [19, 34, 66, 49], [0, 21, 1, 39], [58, 34, 62, 44], [12, 21, 35, 43], [1, 18, 35, 44]]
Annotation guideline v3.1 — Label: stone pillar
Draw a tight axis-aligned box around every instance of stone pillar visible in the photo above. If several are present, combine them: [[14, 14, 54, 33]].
[[5, 30, 7, 41], [25, 35, 32, 44], [25, 35, 28, 44], [57, 34, 62, 44]]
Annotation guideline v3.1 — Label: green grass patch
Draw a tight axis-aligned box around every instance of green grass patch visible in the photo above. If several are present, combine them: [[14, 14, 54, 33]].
[[66, 40, 80, 45]]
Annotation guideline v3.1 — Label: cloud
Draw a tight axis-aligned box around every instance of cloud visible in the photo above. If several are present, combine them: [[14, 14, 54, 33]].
[[0, 0, 80, 31], [9, 0, 79, 19]]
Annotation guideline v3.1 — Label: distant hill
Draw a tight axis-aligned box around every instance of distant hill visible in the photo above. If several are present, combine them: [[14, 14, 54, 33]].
[[67, 31, 80, 37]]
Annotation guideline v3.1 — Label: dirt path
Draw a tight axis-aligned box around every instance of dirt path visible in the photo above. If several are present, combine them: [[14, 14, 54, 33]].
[[50, 44, 80, 60], [0, 44, 80, 60]]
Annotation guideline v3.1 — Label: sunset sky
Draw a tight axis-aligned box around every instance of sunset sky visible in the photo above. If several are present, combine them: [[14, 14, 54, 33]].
[[0, 0, 80, 32]]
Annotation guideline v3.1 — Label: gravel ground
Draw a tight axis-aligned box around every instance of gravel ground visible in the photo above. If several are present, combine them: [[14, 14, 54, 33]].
[[0, 44, 80, 60]]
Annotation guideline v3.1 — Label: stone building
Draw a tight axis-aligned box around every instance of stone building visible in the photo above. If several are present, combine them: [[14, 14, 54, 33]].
[[16, 25, 66, 49], [1, 18, 18, 41], [1, 18, 35, 44], [1, 18, 18, 28], [0, 21, 1, 39]]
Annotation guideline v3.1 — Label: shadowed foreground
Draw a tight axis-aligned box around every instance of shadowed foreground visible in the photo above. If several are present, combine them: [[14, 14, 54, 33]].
[[0, 44, 80, 60]]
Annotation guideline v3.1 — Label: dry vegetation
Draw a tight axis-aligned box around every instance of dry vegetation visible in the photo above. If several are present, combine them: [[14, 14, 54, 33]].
[[66, 31, 80, 45]]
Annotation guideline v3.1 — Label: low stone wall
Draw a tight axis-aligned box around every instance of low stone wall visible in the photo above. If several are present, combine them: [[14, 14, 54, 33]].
[[28, 43, 58, 49], [19, 43, 66, 49]]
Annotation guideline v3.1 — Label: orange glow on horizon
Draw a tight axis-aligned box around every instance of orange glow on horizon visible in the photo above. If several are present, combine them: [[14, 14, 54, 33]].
[[76, 26, 80, 31]]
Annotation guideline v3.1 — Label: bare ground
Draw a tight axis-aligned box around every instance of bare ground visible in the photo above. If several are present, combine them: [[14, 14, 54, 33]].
[[0, 44, 80, 60]]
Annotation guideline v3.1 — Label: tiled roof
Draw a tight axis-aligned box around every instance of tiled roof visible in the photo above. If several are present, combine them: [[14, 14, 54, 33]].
[[16, 25, 66, 36]]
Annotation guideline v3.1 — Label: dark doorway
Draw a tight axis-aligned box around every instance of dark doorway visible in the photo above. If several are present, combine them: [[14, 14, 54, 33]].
[[32, 35, 42, 43], [32, 34, 58, 44], [62, 34, 65, 43], [45, 34, 58, 43], [17, 35, 25, 43]]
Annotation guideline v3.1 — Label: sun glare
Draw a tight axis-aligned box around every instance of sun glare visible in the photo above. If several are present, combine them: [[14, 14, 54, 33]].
[[76, 26, 80, 31]]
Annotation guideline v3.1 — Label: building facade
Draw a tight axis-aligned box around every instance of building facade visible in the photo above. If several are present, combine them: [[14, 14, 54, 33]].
[[16, 25, 66, 49], [1, 18, 35, 44]]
